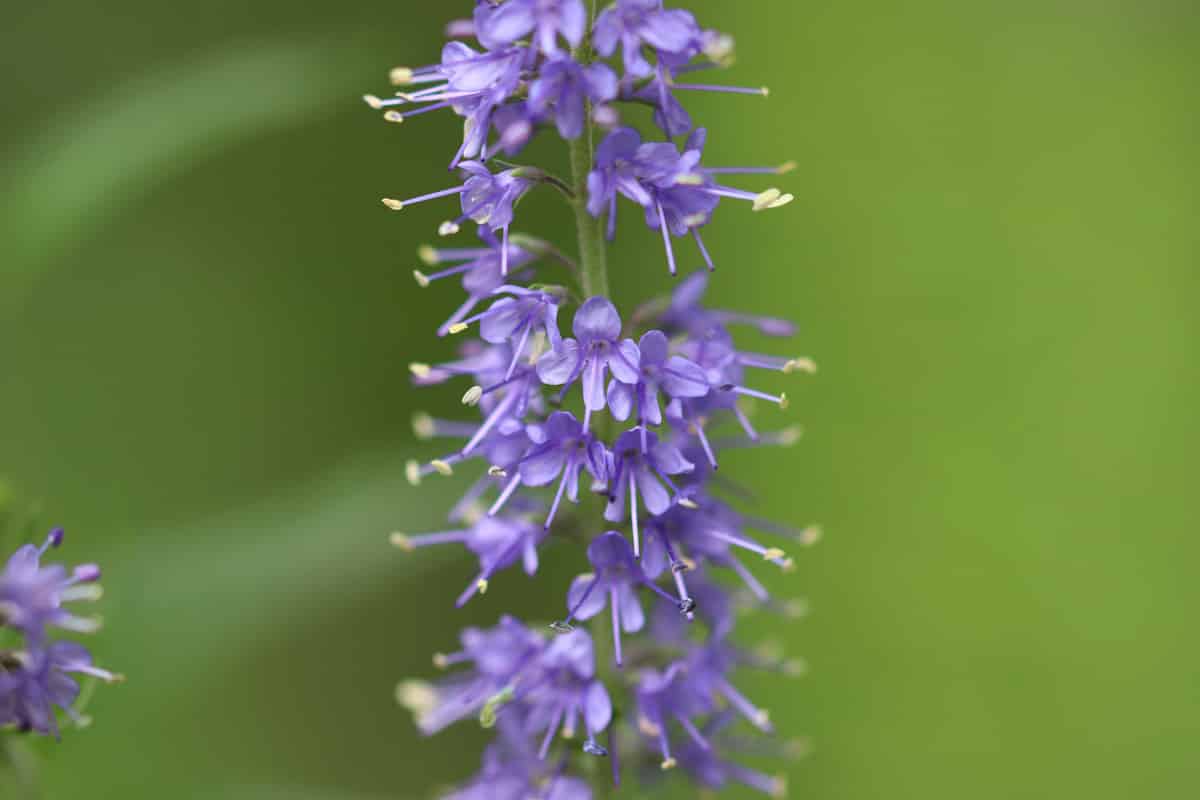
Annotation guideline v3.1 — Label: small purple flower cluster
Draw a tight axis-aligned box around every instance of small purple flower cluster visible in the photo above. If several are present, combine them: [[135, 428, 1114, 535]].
[[0, 529, 120, 737], [367, 2, 814, 795]]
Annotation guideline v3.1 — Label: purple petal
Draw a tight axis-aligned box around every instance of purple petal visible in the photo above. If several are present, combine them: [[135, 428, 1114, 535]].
[[583, 680, 613, 732], [581, 354, 607, 410], [618, 583, 645, 632], [660, 355, 710, 397], [573, 296, 622, 341], [607, 338, 641, 384], [607, 380, 634, 421], [635, 467, 671, 515], [567, 574, 606, 620], [640, 9, 699, 53], [537, 339, 580, 384], [650, 441, 694, 476], [478, 297, 523, 343], [584, 63, 618, 103], [638, 330, 670, 366], [520, 445, 568, 486]]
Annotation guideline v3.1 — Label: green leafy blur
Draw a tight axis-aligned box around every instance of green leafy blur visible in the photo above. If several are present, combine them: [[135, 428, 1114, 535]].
[[2, 1, 1197, 798]]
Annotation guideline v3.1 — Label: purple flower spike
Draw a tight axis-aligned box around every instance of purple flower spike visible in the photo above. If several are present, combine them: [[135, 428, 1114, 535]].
[[529, 56, 618, 140], [536, 297, 640, 419], [607, 329, 709, 427], [557, 532, 686, 666], [592, 0, 701, 78], [604, 428, 694, 557], [475, 0, 588, 55], [521, 629, 613, 758]]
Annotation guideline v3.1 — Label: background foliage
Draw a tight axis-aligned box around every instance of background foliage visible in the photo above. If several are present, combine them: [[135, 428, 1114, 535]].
[[2, 1, 1197, 797]]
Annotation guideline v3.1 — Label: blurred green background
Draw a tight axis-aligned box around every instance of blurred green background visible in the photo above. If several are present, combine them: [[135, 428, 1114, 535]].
[[2, 1, 1197, 797]]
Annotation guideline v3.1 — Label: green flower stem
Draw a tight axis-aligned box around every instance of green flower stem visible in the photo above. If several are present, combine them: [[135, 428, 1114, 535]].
[[570, 1, 609, 299]]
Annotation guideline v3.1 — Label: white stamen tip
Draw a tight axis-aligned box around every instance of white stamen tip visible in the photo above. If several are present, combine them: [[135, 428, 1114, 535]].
[[660, 758, 678, 771], [383, 111, 405, 124], [760, 86, 771, 97], [362, 94, 383, 110], [390, 532, 414, 551], [487, 465, 508, 478], [754, 709, 772, 728], [561, 725, 576, 739], [412, 412, 435, 440], [783, 357, 817, 374], [778, 425, 804, 446], [678, 497, 699, 509], [779, 392, 790, 410], [784, 597, 810, 618], [408, 362, 432, 378], [784, 658, 808, 677], [683, 212, 709, 227], [777, 160, 798, 174], [763, 547, 788, 562], [476, 578, 489, 594], [404, 460, 422, 486], [417, 244, 438, 265], [389, 67, 414, 86], [799, 525, 823, 547], [637, 715, 662, 737], [447, 322, 469, 335], [674, 172, 705, 186], [396, 679, 436, 712], [430, 459, 454, 477], [432, 652, 449, 669], [382, 198, 405, 211], [438, 221, 460, 237], [753, 188, 782, 211], [462, 385, 484, 406], [770, 775, 788, 798], [413, 270, 431, 288]]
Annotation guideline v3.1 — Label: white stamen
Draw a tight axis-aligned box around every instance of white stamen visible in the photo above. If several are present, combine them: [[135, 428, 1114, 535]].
[[412, 412, 435, 440], [362, 94, 383, 109], [462, 385, 483, 406], [390, 532, 415, 551], [759, 86, 771, 97], [777, 425, 804, 446], [637, 715, 662, 737], [783, 357, 817, 374], [770, 775, 788, 798], [799, 525, 822, 547], [389, 67, 415, 85], [417, 244, 438, 265], [430, 459, 454, 477], [777, 160, 798, 174], [396, 679, 436, 712], [408, 362, 432, 378], [779, 392, 790, 410], [674, 172, 705, 186], [476, 578, 489, 595], [382, 198, 405, 210], [432, 652, 450, 669], [413, 270, 430, 288], [438, 221, 460, 237], [405, 459, 422, 486], [60, 584, 104, 603], [661, 758, 678, 771], [447, 322, 469, 334], [487, 465, 508, 478], [763, 547, 788, 562], [678, 497, 699, 509], [383, 111, 405, 124]]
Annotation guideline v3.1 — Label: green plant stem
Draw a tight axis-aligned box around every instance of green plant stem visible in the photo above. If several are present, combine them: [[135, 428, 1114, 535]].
[[570, 0, 609, 299]]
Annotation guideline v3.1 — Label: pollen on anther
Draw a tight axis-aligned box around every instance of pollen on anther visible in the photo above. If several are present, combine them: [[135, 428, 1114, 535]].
[[389, 66, 414, 85], [390, 532, 415, 551], [783, 357, 817, 374], [661, 757, 678, 771], [417, 244, 438, 265], [382, 198, 405, 211], [383, 111, 405, 124], [487, 465, 508, 478], [431, 459, 454, 477], [476, 578, 489, 595], [413, 270, 431, 288], [779, 392, 790, 410], [777, 160, 798, 174], [405, 460, 422, 486], [678, 497, 700, 509], [438, 221, 460, 237], [362, 94, 383, 109], [432, 652, 450, 669], [462, 385, 484, 406], [412, 412, 435, 440], [448, 322, 469, 335], [799, 525, 822, 547], [763, 547, 788, 562], [408, 362, 432, 378]]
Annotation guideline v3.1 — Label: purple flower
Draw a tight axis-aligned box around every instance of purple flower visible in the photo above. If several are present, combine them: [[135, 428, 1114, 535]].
[[392, 514, 548, 608], [607, 329, 709, 427], [519, 629, 613, 757], [452, 284, 564, 377], [529, 56, 618, 139], [0, 641, 119, 738], [603, 428, 694, 556], [475, 0, 588, 55], [0, 529, 102, 643], [399, 615, 544, 735], [592, 0, 701, 78], [659, 270, 797, 338], [672, 712, 787, 797], [488, 411, 609, 529], [536, 297, 640, 417], [634, 661, 715, 769], [414, 231, 540, 336], [557, 532, 687, 665], [445, 719, 594, 800]]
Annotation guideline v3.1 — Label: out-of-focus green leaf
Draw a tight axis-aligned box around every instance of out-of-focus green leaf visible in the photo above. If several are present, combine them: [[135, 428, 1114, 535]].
[[0, 37, 360, 315]]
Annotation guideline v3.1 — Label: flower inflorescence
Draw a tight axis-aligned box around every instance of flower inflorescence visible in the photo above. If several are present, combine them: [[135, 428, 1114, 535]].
[[368, 1, 814, 795], [0, 529, 120, 737]]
